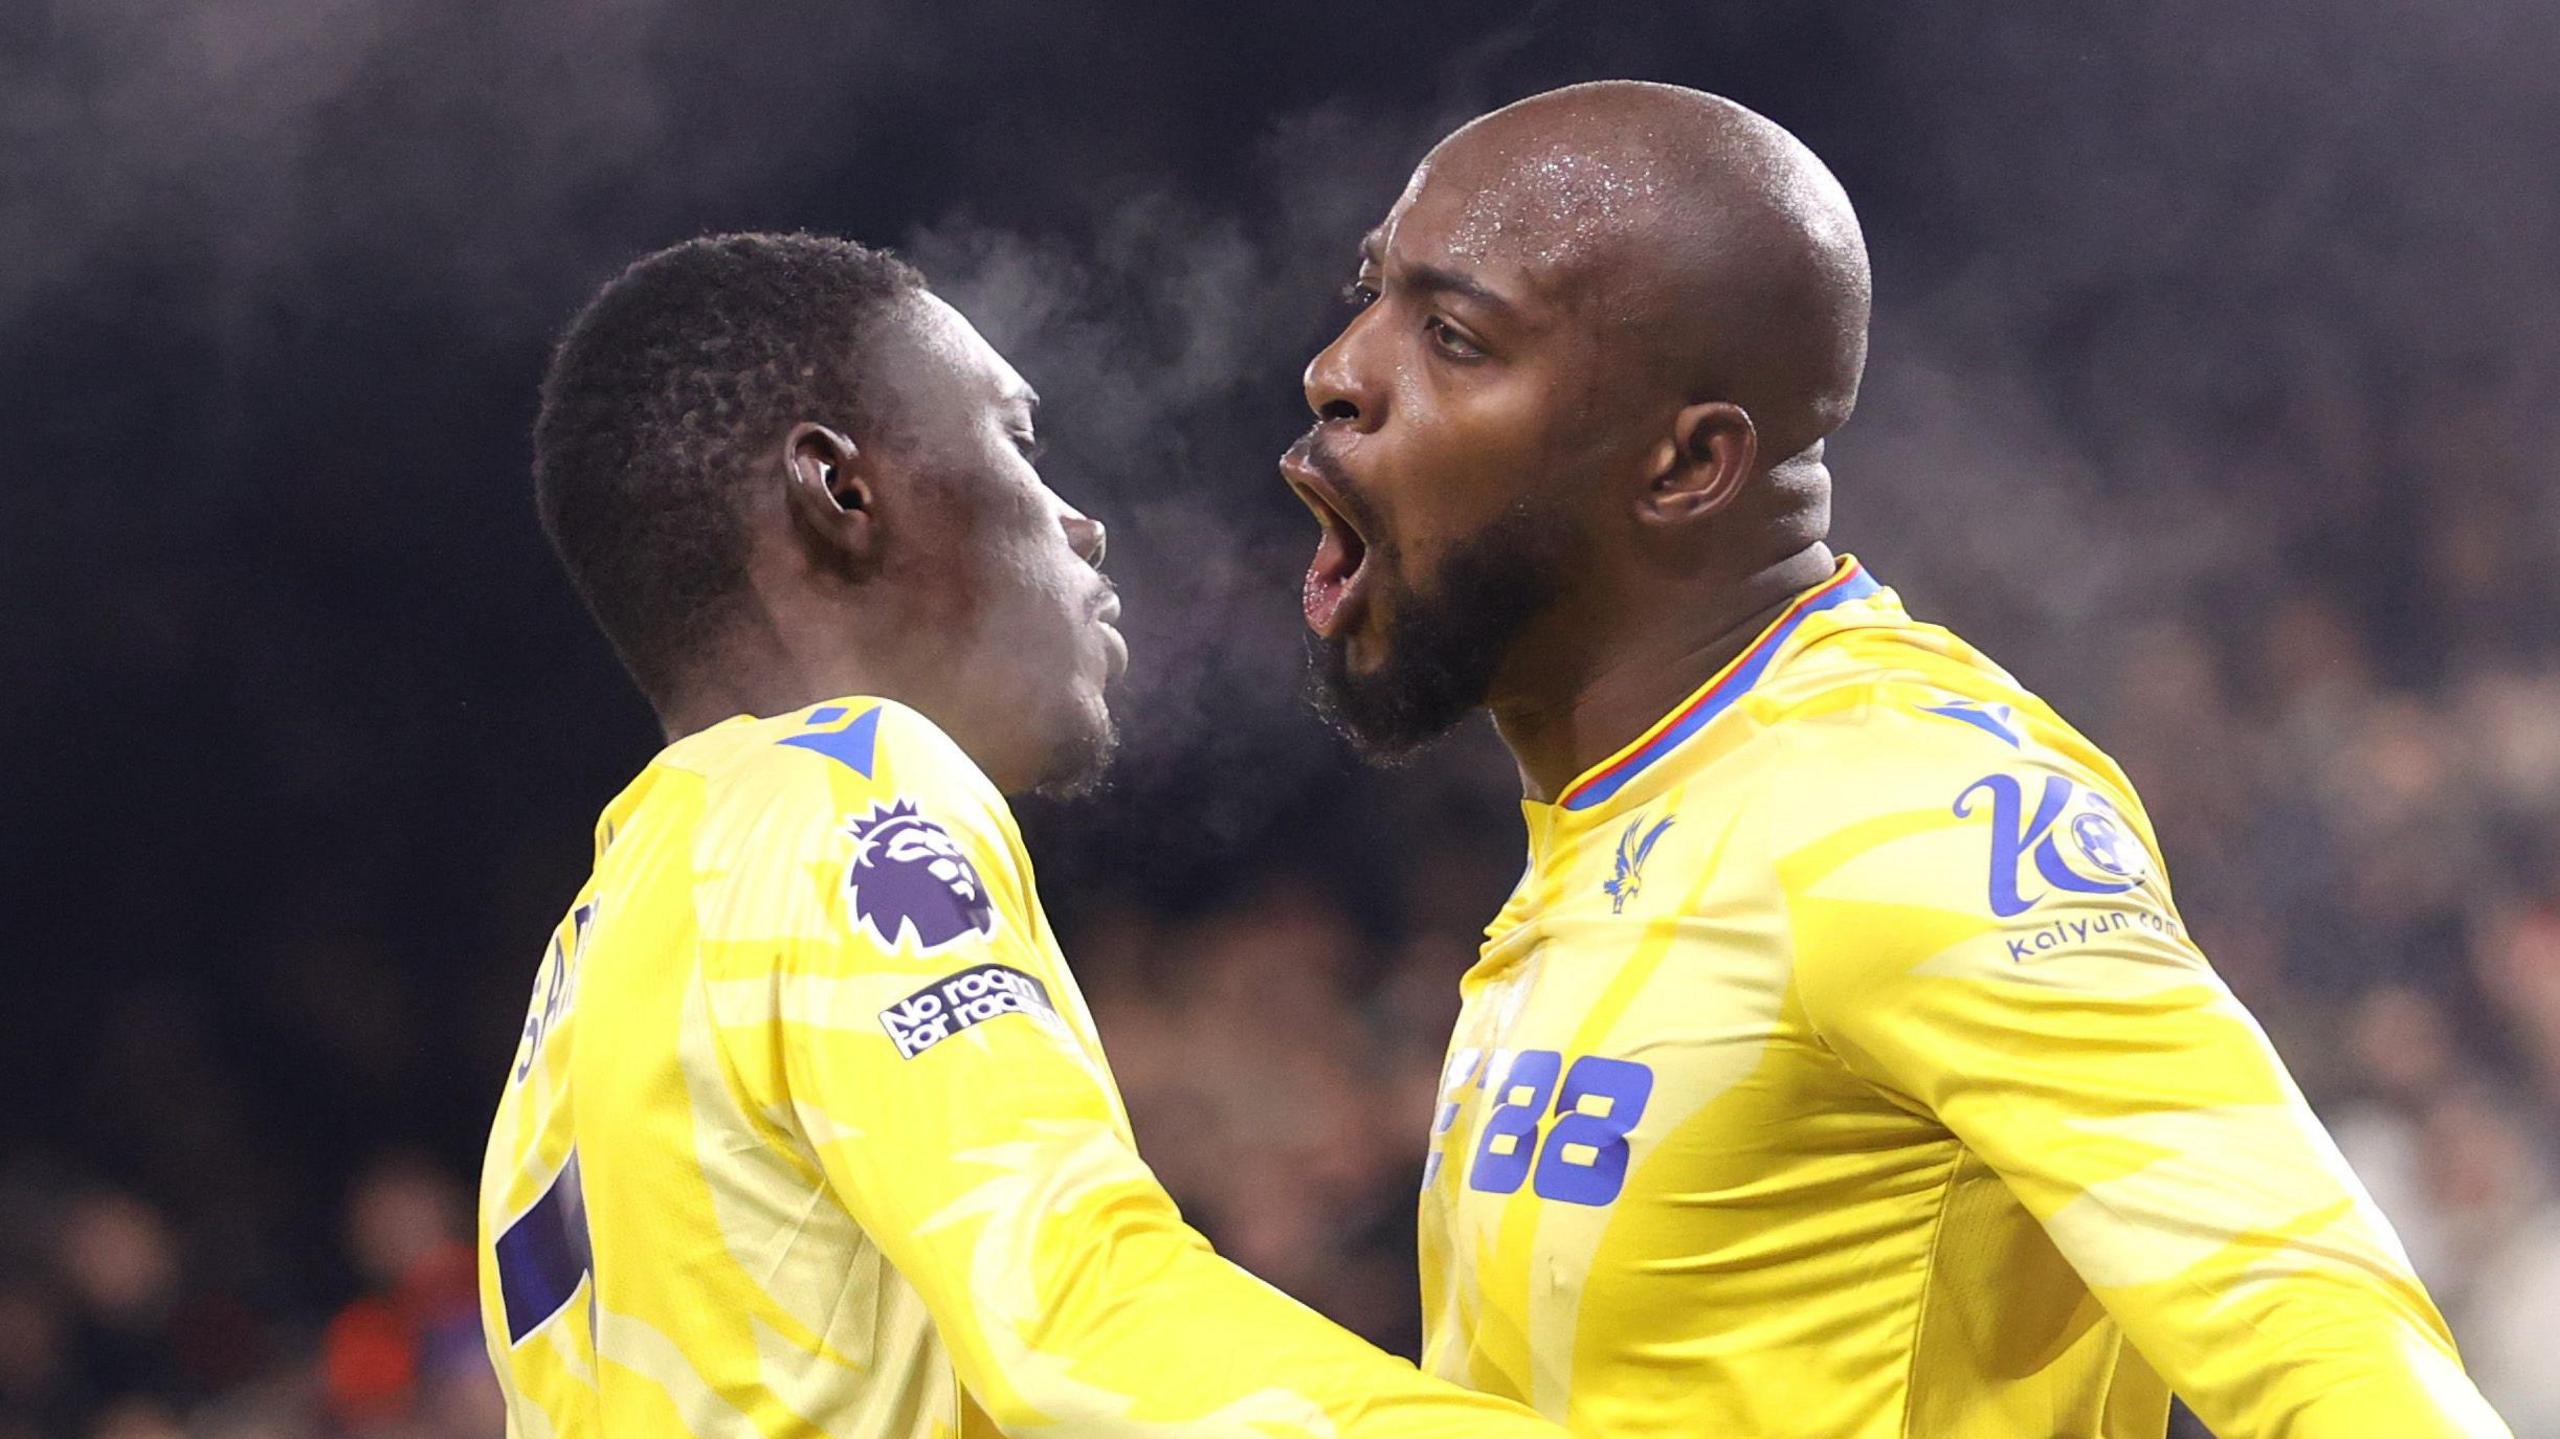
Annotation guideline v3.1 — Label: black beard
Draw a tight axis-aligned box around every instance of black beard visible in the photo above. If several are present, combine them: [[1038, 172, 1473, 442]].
[[1032, 703, 1120, 801], [1306, 504, 1565, 762]]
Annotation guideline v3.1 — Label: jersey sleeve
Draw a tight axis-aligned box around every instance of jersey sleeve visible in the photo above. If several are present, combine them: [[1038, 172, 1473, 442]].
[[697, 702, 1565, 1439], [1777, 704, 2512, 1439]]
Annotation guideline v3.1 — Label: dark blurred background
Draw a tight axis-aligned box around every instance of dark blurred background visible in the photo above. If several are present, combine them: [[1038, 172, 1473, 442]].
[[7, 2, 2560, 1435]]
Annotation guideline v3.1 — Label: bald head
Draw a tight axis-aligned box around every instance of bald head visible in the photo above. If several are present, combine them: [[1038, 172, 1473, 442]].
[[1417, 82, 1870, 461]]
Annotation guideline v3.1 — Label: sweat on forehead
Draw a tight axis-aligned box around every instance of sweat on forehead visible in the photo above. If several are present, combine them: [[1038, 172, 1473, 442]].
[[1415, 135, 1671, 274]]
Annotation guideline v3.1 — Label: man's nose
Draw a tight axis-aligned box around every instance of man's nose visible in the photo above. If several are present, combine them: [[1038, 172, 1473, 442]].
[[1303, 315, 1384, 430], [1061, 511, 1107, 569]]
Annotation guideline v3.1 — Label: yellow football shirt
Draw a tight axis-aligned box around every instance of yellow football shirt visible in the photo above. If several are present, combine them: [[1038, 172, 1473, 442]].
[[1417, 558, 2511, 1438], [478, 697, 1564, 1439]]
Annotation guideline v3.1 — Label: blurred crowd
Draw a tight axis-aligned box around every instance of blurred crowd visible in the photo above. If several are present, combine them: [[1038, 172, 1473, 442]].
[[0, 1157, 496, 1439], [11, 563, 2560, 1439]]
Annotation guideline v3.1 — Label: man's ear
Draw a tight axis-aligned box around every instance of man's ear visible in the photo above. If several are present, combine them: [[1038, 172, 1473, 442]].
[[1639, 400, 1759, 528], [783, 422, 878, 568]]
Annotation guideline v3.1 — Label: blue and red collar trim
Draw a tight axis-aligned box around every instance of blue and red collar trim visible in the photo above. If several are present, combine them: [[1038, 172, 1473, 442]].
[[1558, 559, 1880, 812]]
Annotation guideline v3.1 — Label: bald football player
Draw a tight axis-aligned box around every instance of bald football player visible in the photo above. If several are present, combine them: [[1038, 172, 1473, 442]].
[[1284, 82, 2508, 1438], [479, 232, 1573, 1439]]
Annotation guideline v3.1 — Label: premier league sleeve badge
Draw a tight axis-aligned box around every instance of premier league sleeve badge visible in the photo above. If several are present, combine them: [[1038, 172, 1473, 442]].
[[841, 800, 1000, 952]]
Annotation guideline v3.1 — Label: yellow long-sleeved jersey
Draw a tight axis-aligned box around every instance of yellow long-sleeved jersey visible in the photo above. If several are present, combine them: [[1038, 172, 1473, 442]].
[[1418, 557, 2511, 1438], [478, 697, 1564, 1439]]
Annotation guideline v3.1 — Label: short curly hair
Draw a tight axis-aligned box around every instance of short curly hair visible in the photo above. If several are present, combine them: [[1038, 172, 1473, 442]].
[[533, 232, 925, 702]]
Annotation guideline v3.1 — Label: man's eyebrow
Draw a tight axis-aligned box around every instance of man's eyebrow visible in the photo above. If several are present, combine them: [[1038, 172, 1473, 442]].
[[1361, 227, 1515, 314], [1360, 226, 1521, 316], [1005, 385, 1040, 414], [1400, 260, 1518, 317]]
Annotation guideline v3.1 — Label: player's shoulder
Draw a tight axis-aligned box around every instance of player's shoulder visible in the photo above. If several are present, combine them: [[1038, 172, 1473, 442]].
[[672, 698, 1031, 967], [1757, 618, 2139, 819], [1750, 625, 2190, 967], [1745, 620, 2172, 910], [656, 697, 1025, 916], [672, 696, 1009, 824]]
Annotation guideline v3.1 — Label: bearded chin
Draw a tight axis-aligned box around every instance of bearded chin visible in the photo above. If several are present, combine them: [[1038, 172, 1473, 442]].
[[1032, 699, 1120, 801], [1307, 506, 1565, 763]]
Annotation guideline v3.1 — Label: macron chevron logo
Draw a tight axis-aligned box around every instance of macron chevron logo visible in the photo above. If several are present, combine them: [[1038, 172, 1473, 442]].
[[1922, 700, 2022, 748]]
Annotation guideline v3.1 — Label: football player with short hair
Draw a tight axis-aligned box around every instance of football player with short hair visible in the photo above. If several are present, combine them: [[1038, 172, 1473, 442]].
[[478, 232, 1567, 1439]]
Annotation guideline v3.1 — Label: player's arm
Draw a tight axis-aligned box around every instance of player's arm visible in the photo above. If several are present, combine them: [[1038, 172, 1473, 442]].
[[1783, 723, 2511, 1439], [721, 720, 1565, 1439]]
